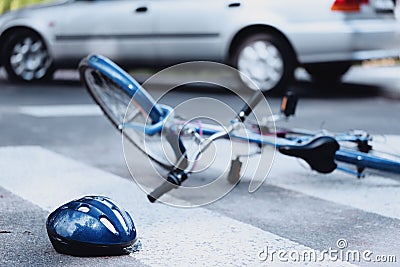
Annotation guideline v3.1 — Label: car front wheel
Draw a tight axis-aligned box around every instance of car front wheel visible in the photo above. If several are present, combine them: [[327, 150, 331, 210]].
[[231, 33, 296, 94], [3, 30, 53, 82]]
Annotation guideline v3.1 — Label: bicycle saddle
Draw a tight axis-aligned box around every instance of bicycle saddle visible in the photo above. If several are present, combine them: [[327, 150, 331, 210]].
[[278, 136, 340, 173]]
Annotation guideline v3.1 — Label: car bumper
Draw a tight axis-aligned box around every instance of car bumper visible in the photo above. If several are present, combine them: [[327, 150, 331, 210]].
[[291, 19, 400, 63]]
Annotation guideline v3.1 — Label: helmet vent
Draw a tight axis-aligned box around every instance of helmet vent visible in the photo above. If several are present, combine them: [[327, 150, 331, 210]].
[[112, 208, 128, 231], [100, 216, 118, 235], [77, 206, 90, 213]]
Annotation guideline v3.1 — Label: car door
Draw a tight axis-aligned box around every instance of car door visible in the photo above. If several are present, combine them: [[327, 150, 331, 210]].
[[53, 0, 156, 66], [150, 0, 229, 65]]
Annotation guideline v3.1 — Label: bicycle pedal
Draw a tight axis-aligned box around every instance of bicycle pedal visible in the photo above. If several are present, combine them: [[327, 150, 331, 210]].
[[227, 158, 242, 184], [281, 91, 298, 117]]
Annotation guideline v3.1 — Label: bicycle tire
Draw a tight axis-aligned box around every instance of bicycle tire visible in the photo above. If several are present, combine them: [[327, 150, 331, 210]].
[[79, 54, 174, 170]]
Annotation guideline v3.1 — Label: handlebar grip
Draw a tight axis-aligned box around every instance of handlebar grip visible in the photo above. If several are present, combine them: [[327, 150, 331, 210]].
[[147, 170, 188, 203], [147, 180, 177, 203], [238, 91, 263, 121]]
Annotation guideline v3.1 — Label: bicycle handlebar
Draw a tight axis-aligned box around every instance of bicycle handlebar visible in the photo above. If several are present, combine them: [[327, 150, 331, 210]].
[[147, 171, 187, 202], [147, 180, 177, 203], [238, 91, 263, 121]]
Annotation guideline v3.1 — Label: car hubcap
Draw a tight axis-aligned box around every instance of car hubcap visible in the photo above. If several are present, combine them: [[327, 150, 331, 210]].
[[10, 36, 51, 81], [238, 40, 284, 91]]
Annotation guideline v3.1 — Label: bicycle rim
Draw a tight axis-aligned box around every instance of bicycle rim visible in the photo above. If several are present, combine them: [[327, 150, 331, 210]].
[[80, 61, 173, 170]]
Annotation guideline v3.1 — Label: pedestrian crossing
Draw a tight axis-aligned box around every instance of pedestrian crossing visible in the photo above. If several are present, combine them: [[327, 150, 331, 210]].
[[240, 135, 400, 219], [0, 145, 399, 266], [267, 152, 400, 220]]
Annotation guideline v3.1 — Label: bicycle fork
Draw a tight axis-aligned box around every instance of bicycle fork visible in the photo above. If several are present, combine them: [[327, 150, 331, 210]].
[[147, 121, 239, 202], [148, 90, 264, 202]]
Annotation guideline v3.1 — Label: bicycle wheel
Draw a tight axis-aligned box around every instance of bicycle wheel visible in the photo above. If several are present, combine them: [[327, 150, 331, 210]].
[[79, 54, 174, 169]]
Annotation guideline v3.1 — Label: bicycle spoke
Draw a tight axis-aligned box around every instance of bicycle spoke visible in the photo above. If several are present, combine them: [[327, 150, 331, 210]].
[[125, 108, 141, 123], [91, 72, 130, 123], [80, 56, 174, 171]]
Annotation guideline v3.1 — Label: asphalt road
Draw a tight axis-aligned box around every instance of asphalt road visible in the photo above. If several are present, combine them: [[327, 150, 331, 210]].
[[0, 65, 399, 266]]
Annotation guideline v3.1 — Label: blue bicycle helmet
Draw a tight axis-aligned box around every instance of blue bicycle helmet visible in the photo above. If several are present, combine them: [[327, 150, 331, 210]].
[[46, 196, 137, 256]]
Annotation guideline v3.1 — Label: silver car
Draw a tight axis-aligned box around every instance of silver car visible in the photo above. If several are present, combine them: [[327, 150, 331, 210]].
[[0, 0, 399, 92]]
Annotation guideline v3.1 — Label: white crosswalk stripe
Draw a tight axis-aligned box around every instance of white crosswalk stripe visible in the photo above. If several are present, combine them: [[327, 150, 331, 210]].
[[261, 135, 400, 220], [18, 104, 102, 117], [0, 146, 359, 266]]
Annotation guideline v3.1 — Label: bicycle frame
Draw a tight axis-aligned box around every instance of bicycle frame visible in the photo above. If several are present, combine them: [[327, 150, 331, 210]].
[[119, 97, 400, 178], [81, 54, 400, 203]]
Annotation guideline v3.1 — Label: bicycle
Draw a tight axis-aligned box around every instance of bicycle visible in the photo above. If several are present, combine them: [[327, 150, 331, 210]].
[[79, 54, 400, 203]]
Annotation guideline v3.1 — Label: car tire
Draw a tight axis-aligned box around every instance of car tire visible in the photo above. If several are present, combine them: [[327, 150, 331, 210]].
[[2, 30, 54, 82], [305, 62, 352, 83], [231, 33, 296, 94]]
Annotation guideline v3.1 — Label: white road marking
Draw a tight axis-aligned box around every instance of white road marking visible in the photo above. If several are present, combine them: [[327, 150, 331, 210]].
[[18, 104, 102, 117], [243, 135, 400, 220], [0, 146, 356, 266]]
